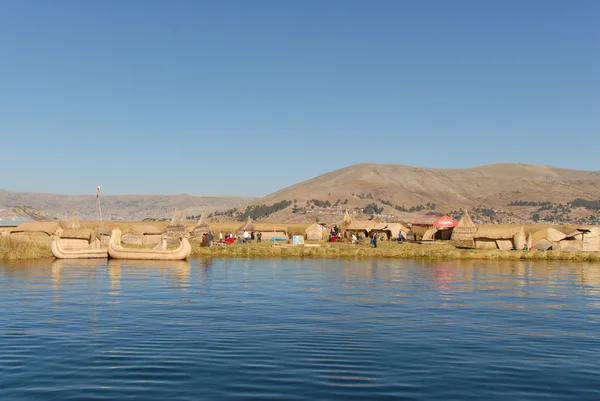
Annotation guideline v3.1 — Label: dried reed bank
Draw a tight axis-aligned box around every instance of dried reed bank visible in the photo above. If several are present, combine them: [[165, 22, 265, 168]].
[[0, 236, 52, 260], [192, 241, 600, 262]]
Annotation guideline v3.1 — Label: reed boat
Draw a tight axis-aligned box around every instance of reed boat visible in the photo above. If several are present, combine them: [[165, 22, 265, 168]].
[[51, 238, 108, 259], [108, 228, 191, 260]]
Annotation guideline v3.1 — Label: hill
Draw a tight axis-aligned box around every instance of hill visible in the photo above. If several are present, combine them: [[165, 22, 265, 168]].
[[0, 189, 255, 221], [249, 163, 600, 224]]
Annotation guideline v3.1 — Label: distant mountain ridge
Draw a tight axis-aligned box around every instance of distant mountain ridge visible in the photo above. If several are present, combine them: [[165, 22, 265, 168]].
[[0, 189, 255, 221], [2, 163, 599, 224]]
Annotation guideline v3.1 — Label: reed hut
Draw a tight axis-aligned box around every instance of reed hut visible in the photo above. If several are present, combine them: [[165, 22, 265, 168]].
[[63, 213, 81, 229], [369, 222, 410, 240], [57, 227, 95, 250], [529, 227, 567, 251], [11, 221, 61, 243], [122, 225, 163, 245], [305, 222, 330, 241], [450, 210, 477, 242], [412, 215, 458, 241], [163, 211, 188, 243], [259, 227, 288, 242], [345, 220, 375, 240], [190, 212, 212, 243], [558, 227, 600, 252], [95, 227, 111, 245], [237, 217, 255, 235], [473, 225, 522, 250]]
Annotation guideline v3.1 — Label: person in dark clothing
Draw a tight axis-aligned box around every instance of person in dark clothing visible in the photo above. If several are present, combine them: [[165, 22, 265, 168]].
[[257, 232, 262, 243], [373, 234, 378, 248], [207, 231, 213, 247]]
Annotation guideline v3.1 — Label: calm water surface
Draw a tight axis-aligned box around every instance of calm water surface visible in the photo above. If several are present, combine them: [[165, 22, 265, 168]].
[[1, 258, 600, 400]]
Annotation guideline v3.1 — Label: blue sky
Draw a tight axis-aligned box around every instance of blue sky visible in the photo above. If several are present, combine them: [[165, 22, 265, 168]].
[[1, 0, 598, 196]]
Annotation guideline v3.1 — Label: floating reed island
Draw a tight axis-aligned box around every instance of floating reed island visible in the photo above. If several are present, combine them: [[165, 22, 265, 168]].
[[1, 210, 599, 261]]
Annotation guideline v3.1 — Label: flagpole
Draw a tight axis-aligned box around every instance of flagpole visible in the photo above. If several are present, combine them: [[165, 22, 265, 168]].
[[96, 184, 103, 227]]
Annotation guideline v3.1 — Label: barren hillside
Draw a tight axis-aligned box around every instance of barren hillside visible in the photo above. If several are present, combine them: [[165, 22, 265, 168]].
[[254, 163, 600, 223]]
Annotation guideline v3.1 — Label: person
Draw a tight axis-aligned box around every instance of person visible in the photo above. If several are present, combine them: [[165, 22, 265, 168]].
[[373, 234, 378, 248], [207, 231, 213, 247], [201, 233, 207, 245], [351, 233, 357, 244], [251, 231, 255, 241], [219, 232, 223, 241], [257, 231, 262, 243], [398, 231, 405, 243]]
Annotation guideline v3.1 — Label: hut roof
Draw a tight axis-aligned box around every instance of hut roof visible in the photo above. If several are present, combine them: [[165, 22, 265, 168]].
[[474, 225, 521, 240], [64, 213, 81, 229], [122, 224, 162, 236], [238, 217, 255, 232], [60, 228, 94, 240], [530, 227, 567, 245], [457, 210, 476, 228], [372, 222, 410, 232], [167, 211, 187, 228], [12, 221, 61, 235], [347, 221, 376, 231], [191, 212, 212, 235]]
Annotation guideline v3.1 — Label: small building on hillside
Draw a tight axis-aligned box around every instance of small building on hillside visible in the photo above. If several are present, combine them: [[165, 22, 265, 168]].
[[412, 215, 458, 240], [305, 222, 331, 241], [450, 210, 477, 243], [369, 222, 410, 240]]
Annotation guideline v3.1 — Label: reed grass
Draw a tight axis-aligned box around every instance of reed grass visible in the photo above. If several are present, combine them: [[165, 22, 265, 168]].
[[192, 241, 600, 261], [0, 236, 52, 260]]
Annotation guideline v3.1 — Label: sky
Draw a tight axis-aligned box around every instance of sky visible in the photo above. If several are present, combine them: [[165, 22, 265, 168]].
[[0, 0, 598, 196]]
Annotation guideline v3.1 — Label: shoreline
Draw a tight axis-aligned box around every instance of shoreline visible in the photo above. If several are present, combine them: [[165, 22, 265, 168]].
[[1, 237, 599, 262]]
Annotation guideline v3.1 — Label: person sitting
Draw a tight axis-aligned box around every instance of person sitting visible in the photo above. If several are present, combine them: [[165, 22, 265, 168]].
[[351, 233, 357, 244]]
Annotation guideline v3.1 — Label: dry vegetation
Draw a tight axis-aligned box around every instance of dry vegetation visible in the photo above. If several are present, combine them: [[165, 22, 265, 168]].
[[2, 220, 599, 262], [192, 241, 600, 262]]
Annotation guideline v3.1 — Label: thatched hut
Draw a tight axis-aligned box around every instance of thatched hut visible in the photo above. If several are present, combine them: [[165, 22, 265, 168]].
[[305, 222, 330, 241], [529, 227, 567, 250], [412, 215, 458, 241], [345, 220, 375, 240], [63, 213, 81, 229], [57, 227, 95, 250], [122, 225, 163, 245], [450, 210, 477, 242], [558, 227, 600, 252], [259, 227, 288, 242], [95, 227, 111, 245], [369, 222, 410, 240], [163, 211, 188, 243], [473, 225, 522, 250], [237, 217, 255, 235], [11, 221, 61, 243], [190, 212, 212, 243]]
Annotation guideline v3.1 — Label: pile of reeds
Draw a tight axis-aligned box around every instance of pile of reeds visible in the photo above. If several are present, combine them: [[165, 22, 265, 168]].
[[0, 236, 52, 260]]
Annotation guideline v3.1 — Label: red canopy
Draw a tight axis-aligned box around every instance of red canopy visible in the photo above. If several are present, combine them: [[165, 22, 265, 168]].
[[412, 215, 458, 228]]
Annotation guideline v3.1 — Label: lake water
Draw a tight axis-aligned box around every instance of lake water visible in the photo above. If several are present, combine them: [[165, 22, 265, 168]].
[[1, 258, 600, 400]]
